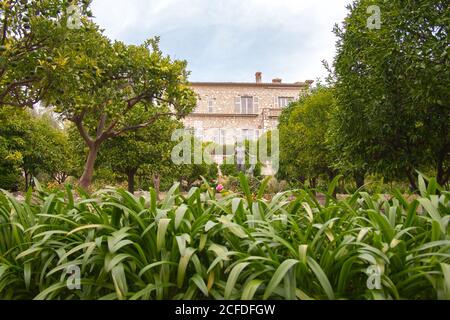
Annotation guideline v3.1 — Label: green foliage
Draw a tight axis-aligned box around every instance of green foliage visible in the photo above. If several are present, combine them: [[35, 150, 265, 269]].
[[1, 0, 199, 191], [45, 26, 197, 123], [23, 113, 73, 185], [331, 0, 450, 186], [173, 138, 219, 189], [0, 0, 92, 107], [219, 138, 265, 178], [179, 161, 218, 190], [220, 163, 239, 177], [36, 17, 197, 188], [0, 107, 71, 190], [0, 107, 27, 189], [0, 175, 448, 300], [98, 105, 183, 192], [278, 88, 336, 185]]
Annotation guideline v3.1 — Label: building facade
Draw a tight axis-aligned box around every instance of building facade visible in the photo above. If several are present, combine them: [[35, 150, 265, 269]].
[[184, 72, 312, 146]]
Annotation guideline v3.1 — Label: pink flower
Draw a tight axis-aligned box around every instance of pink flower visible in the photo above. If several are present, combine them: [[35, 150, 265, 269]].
[[216, 184, 224, 192]]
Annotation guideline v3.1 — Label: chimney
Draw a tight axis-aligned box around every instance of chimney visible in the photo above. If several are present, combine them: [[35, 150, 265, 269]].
[[272, 78, 282, 83], [255, 72, 262, 84]]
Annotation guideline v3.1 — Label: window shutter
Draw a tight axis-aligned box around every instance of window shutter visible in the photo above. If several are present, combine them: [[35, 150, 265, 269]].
[[234, 96, 241, 113], [273, 97, 278, 108], [247, 97, 253, 114], [253, 97, 259, 113]]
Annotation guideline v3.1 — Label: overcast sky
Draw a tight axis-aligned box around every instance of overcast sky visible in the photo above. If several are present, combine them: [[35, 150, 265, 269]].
[[91, 0, 353, 84]]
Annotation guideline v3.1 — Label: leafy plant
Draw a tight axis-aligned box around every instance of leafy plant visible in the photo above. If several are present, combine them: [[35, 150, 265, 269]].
[[0, 175, 448, 300], [330, 0, 449, 187]]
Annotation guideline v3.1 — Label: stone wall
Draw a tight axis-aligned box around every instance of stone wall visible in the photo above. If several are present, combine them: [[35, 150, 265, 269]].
[[183, 83, 309, 143]]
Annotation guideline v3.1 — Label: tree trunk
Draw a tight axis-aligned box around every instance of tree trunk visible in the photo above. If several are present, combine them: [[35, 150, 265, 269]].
[[309, 177, 317, 189], [437, 160, 443, 186], [25, 171, 34, 190], [127, 169, 136, 194], [24, 171, 29, 190], [354, 172, 365, 189], [79, 146, 99, 190], [436, 153, 448, 186], [406, 171, 418, 192], [299, 176, 306, 186]]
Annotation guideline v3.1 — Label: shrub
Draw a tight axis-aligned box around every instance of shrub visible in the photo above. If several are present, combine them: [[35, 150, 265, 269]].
[[220, 163, 239, 177], [0, 171, 20, 191], [0, 175, 448, 300]]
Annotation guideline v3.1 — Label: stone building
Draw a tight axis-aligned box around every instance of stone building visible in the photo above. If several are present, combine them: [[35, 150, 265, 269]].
[[184, 72, 312, 145]]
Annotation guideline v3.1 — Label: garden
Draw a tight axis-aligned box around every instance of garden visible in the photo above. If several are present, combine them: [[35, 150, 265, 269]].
[[0, 0, 449, 301], [0, 174, 448, 300]]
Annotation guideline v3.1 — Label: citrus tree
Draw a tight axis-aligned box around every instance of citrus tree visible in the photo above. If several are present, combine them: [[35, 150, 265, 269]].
[[0, 0, 92, 107], [0, 107, 71, 190], [42, 23, 196, 189], [278, 88, 336, 187], [98, 105, 183, 193], [331, 0, 449, 187]]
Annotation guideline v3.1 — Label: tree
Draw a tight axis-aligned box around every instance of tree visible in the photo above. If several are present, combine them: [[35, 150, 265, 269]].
[[0, 0, 92, 108], [0, 106, 71, 190], [331, 0, 449, 187], [175, 138, 218, 190], [278, 88, 336, 187], [42, 23, 196, 189], [0, 106, 28, 189], [98, 105, 183, 193], [33, 113, 73, 184], [20, 112, 71, 188]]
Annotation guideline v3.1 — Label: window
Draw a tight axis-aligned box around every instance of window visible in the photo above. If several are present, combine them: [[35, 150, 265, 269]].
[[241, 96, 253, 114], [278, 97, 294, 108], [239, 129, 256, 141], [213, 128, 227, 145], [208, 98, 214, 113], [220, 129, 226, 145], [194, 128, 203, 140], [235, 96, 259, 114]]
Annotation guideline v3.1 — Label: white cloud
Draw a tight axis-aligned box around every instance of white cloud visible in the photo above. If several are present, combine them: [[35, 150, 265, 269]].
[[91, 0, 353, 83]]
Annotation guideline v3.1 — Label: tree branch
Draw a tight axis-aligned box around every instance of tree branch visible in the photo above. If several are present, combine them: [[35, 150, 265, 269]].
[[73, 111, 94, 148], [96, 113, 107, 139], [101, 93, 154, 138], [110, 112, 175, 138], [1, 6, 8, 46], [0, 78, 38, 101]]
